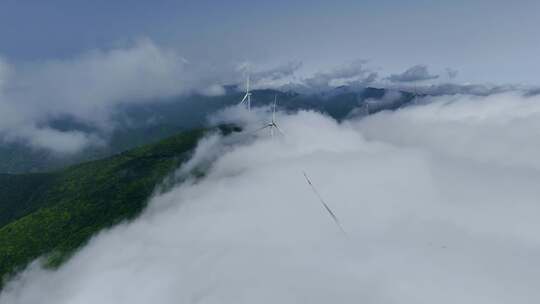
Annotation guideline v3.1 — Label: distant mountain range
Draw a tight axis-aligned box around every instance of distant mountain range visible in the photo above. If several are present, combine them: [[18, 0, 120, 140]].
[[0, 86, 416, 174]]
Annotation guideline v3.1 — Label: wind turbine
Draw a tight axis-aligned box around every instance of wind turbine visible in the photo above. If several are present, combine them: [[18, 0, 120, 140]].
[[412, 82, 419, 105], [256, 95, 284, 137], [239, 75, 252, 111]]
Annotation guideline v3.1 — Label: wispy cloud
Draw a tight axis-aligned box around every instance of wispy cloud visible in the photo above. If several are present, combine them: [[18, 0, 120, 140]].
[[300, 60, 378, 91], [387, 64, 439, 83], [0, 39, 229, 153]]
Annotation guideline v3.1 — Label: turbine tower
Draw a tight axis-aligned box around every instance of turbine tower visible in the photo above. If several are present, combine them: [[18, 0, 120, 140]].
[[239, 75, 252, 111], [413, 82, 418, 105]]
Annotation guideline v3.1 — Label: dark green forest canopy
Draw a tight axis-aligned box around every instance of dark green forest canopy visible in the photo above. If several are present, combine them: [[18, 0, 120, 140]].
[[0, 127, 228, 288]]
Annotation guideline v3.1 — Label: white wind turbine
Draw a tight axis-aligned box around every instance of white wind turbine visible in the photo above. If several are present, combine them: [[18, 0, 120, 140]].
[[257, 95, 284, 137], [412, 82, 419, 105], [239, 75, 252, 111]]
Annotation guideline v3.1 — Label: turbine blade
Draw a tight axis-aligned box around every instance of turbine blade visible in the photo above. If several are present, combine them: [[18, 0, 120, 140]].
[[240, 93, 248, 104], [275, 124, 285, 136], [252, 124, 271, 134], [302, 171, 347, 235], [272, 95, 278, 123]]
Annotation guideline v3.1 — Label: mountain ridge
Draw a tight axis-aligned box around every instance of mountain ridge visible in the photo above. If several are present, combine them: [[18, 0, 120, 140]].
[[0, 126, 230, 288]]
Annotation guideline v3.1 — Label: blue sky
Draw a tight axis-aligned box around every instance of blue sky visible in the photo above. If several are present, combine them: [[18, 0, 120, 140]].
[[1, 0, 539, 84]]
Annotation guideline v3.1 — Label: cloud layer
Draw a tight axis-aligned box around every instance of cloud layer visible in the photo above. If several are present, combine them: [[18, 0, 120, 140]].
[[2, 92, 540, 303]]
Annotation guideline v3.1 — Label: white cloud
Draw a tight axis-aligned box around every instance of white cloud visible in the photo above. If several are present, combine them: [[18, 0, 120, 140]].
[[388, 64, 439, 83], [3, 93, 540, 303], [233, 61, 303, 91], [421, 83, 517, 96], [6, 127, 106, 154], [300, 60, 378, 91], [0, 39, 224, 153], [347, 90, 404, 118], [357, 92, 540, 170], [0, 43, 527, 155]]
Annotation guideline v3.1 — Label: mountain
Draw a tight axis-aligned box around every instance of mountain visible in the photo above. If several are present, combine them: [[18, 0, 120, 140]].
[[0, 85, 418, 288], [0, 126, 240, 288], [0, 87, 416, 174]]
